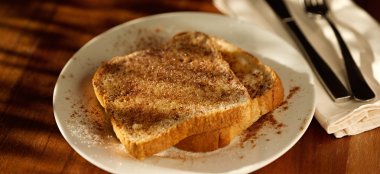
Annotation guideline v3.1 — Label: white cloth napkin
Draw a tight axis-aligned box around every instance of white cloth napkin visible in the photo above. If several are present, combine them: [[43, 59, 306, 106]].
[[213, 0, 380, 137]]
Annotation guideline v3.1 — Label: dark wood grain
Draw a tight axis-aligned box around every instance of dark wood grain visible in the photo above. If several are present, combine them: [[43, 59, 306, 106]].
[[0, 0, 378, 173]]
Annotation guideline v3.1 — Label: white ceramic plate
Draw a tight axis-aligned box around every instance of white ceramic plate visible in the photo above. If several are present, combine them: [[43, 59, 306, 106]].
[[53, 12, 316, 173]]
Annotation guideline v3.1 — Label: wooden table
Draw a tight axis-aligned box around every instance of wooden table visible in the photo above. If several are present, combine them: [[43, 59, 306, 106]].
[[0, 0, 379, 173]]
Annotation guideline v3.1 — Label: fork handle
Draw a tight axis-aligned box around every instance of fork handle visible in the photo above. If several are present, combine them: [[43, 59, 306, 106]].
[[325, 16, 375, 101]]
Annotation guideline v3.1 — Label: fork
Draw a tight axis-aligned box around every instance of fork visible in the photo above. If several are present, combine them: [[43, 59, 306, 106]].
[[304, 0, 375, 101]]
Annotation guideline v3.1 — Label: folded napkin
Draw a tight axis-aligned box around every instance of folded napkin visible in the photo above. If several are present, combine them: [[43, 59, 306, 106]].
[[213, 0, 380, 137]]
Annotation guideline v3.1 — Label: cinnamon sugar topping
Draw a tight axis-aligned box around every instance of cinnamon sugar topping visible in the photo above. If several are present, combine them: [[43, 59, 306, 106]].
[[95, 32, 250, 134], [239, 112, 286, 148]]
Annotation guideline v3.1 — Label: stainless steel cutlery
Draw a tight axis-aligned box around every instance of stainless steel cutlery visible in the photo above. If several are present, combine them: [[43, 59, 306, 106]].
[[304, 0, 375, 101], [266, 0, 375, 102], [266, 0, 351, 102]]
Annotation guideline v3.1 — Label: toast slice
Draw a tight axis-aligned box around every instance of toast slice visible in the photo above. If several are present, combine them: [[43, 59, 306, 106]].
[[175, 37, 284, 152], [92, 32, 252, 159]]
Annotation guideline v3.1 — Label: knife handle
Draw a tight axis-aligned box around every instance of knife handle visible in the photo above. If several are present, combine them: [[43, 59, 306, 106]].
[[325, 17, 375, 101], [286, 21, 351, 102]]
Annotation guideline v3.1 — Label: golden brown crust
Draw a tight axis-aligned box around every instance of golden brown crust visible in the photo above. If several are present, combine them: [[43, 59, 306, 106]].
[[92, 68, 106, 108], [272, 72, 285, 109]]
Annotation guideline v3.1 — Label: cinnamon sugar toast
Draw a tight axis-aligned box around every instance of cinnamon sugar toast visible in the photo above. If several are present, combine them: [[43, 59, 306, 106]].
[[92, 32, 253, 159]]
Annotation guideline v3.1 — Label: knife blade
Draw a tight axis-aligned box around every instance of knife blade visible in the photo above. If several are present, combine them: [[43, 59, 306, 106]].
[[266, 0, 351, 102]]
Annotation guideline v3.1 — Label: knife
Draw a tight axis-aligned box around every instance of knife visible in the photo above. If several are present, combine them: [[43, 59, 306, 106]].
[[266, 0, 351, 102]]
